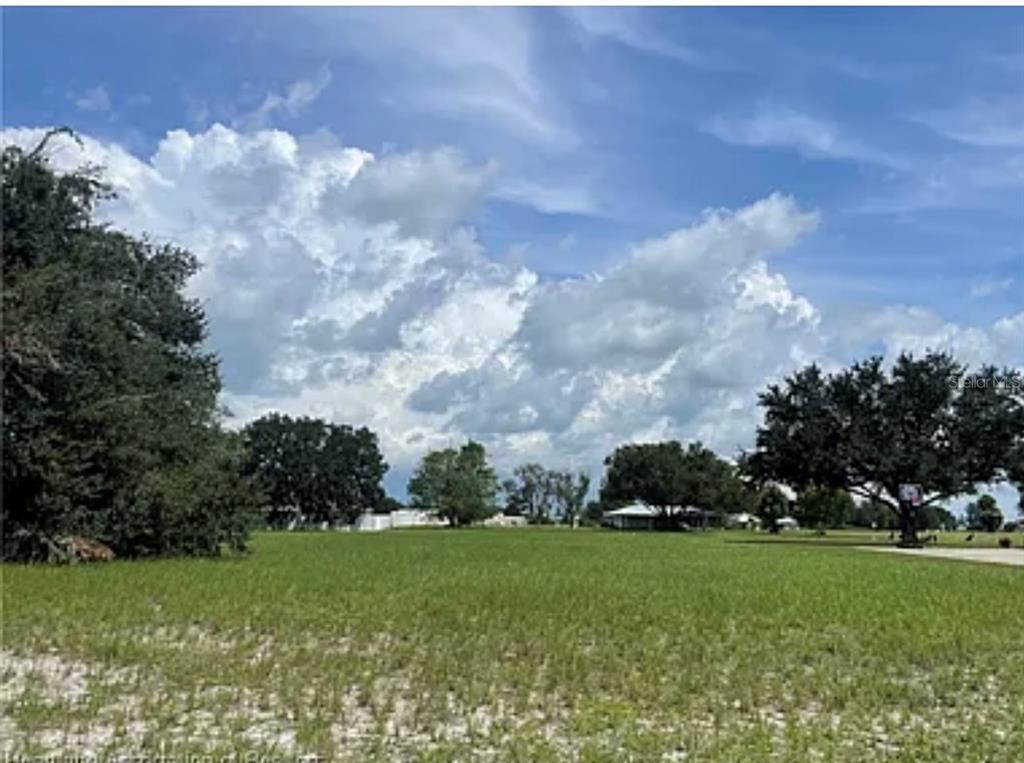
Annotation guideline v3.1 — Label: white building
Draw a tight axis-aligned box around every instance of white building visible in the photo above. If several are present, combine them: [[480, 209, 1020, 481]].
[[727, 512, 762, 530], [353, 509, 445, 532], [482, 512, 529, 528], [601, 504, 713, 530], [390, 509, 444, 528], [603, 503, 662, 530], [776, 516, 799, 530]]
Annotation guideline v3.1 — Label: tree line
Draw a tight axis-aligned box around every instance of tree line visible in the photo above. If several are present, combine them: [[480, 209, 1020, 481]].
[[4, 132, 1021, 560], [406, 444, 590, 527]]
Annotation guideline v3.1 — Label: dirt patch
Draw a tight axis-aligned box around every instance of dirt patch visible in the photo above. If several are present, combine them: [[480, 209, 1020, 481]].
[[861, 546, 1024, 567]]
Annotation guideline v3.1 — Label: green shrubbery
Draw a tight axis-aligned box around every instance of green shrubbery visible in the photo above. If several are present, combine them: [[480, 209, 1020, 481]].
[[2, 131, 262, 561]]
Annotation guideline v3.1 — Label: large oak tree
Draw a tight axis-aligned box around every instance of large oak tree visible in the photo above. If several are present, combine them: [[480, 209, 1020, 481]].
[[241, 412, 387, 526], [743, 352, 1024, 546], [600, 441, 756, 529]]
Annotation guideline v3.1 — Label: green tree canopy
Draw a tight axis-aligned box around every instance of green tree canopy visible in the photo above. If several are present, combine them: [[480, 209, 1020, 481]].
[[966, 494, 1003, 533], [548, 469, 591, 527], [502, 463, 553, 522], [756, 485, 791, 534], [794, 486, 855, 530], [850, 499, 897, 530], [502, 463, 590, 525], [600, 440, 757, 529], [2, 130, 260, 560], [917, 505, 957, 532], [743, 353, 1024, 546], [408, 441, 498, 527], [1009, 445, 1024, 513], [241, 412, 387, 526]]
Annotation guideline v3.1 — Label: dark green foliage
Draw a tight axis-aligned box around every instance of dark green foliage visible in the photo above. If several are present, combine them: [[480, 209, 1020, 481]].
[[917, 505, 957, 532], [1009, 444, 1024, 513], [600, 440, 757, 529], [502, 463, 550, 521], [850, 499, 898, 530], [601, 442, 685, 520], [378, 496, 405, 514], [502, 463, 590, 525], [756, 485, 790, 534], [408, 441, 498, 527], [2, 131, 262, 561], [794, 486, 855, 530], [241, 412, 387, 526], [580, 500, 605, 527], [744, 353, 1024, 546], [966, 494, 1004, 533]]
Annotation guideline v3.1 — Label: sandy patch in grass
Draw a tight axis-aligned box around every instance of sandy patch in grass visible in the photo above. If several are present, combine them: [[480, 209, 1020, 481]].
[[2, 643, 1020, 761], [861, 546, 1024, 566]]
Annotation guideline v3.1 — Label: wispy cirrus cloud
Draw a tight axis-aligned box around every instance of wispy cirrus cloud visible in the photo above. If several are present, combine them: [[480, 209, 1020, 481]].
[[970, 278, 1015, 299], [565, 7, 710, 67], [493, 178, 601, 216], [315, 8, 575, 148], [70, 85, 111, 112], [701, 105, 905, 168], [234, 65, 333, 130], [912, 94, 1024, 148]]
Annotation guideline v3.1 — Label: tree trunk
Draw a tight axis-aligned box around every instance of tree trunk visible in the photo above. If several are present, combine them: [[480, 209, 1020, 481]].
[[897, 504, 920, 548]]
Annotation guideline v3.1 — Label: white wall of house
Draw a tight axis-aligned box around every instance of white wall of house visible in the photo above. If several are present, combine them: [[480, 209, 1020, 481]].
[[353, 509, 445, 531], [354, 513, 392, 532]]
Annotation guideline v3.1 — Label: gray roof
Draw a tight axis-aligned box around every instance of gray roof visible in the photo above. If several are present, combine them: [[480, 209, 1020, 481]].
[[603, 503, 709, 517]]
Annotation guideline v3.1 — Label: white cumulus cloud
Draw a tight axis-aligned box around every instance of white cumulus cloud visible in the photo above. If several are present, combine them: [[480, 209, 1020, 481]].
[[5, 125, 1020, 491]]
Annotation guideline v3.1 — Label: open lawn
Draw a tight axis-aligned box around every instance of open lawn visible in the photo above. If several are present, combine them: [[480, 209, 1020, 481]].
[[2, 529, 1022, 761]]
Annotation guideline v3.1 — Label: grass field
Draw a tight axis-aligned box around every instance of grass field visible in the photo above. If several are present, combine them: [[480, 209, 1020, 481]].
[[2, 529, 1022, 761]]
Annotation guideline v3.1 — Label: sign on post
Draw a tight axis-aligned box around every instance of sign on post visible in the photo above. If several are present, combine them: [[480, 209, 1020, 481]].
[[898, 484, 923, 507]]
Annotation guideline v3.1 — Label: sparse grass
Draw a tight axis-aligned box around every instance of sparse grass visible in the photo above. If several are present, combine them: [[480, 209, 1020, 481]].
[[2, 529, 1022, 761], [761, 528, 1023, 549]]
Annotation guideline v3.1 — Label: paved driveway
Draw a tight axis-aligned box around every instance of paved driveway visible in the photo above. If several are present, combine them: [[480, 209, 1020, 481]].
[[862, 546, 1024, 567]]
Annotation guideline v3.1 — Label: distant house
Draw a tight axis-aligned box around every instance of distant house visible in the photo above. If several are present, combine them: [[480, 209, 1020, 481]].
[[602, 503, 715, 530], [482, 512, 529, 528], [776, 516, 799, 531], [603, 503, 660, 530]]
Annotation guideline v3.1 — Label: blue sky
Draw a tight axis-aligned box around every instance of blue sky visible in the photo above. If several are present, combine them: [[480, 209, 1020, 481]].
[[3, 7, 1022, 504], [6, 7, 1022, 317]]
